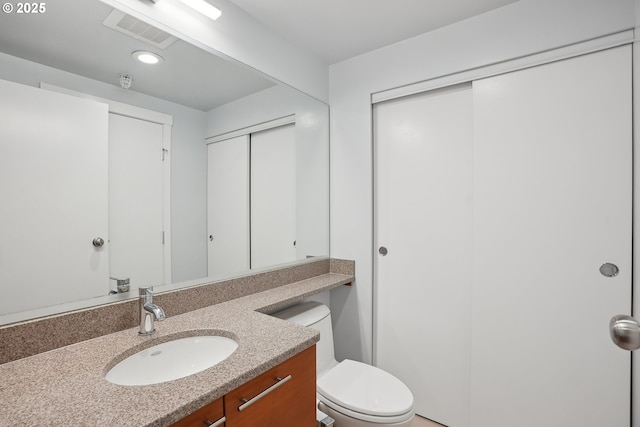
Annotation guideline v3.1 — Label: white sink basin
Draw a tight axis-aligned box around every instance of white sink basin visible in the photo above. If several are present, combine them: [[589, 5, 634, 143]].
[[105, 335, 238, 386]]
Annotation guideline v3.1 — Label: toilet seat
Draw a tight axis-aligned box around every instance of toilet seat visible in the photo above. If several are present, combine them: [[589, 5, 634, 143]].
[[317, 359, 415, 424]]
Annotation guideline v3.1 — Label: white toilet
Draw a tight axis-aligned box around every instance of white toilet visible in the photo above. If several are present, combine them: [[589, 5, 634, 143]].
[[272, 301, 415, 427]]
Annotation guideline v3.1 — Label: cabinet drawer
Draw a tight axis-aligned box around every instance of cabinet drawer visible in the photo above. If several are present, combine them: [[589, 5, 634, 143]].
[[171, 397, 225, 427], [224, 345, 316, 427]]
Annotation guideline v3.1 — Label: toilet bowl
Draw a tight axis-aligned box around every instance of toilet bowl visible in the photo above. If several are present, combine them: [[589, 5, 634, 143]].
[[272, 301, 415, 427]]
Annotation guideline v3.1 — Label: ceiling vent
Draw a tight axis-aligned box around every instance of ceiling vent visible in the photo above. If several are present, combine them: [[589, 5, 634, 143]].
[[103, 9, 178, 50]]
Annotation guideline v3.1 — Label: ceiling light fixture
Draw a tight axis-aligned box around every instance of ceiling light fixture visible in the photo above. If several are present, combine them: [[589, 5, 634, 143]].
[[175, 0, 222, 21], [132, 50, 164, 65]]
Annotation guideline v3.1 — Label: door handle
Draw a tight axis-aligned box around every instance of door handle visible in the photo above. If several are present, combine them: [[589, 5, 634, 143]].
[[610, 315, 640, 351], [203, 416, 226, 427]]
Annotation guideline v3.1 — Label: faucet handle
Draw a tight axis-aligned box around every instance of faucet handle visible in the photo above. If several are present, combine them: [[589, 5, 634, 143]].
[[110, 277, 130, 293]]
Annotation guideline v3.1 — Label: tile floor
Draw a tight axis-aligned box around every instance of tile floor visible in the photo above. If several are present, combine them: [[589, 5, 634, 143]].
[[411, 415, 445, 427]]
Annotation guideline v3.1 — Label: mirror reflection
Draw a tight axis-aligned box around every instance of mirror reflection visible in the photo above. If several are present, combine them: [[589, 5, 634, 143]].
[[0, 0, 329, 322]]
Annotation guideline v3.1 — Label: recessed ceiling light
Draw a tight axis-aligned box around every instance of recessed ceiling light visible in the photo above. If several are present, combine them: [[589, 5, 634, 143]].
[[132, 51, 164, 65]]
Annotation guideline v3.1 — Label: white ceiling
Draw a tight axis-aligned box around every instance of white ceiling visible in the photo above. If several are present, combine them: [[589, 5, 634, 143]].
[[227, 0, 520, 64]]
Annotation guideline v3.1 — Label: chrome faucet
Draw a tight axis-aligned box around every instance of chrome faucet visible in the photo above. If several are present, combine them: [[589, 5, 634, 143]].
[[139, 286, 165, 336]]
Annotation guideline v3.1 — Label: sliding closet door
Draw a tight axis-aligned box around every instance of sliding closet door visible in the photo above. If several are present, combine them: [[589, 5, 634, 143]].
[[207, 135, 250, 277], [251, 124, 296, 269], [470, 46, 632, 427], [374, 85, 473, 427]]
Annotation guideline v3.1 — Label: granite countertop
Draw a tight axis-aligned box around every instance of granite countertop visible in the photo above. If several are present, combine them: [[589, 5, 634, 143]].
[[0, 272, 352, 426]]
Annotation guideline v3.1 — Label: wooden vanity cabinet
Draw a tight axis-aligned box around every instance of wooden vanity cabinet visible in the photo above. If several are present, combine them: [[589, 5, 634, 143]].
[[224, 345, 316, 427], [172, 345, 316, 427]]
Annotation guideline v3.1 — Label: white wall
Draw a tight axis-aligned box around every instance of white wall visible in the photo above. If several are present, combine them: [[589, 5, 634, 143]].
[[0, 51, 209, 284], [329, 0, 635, 365], [171, 114, 208, 283]]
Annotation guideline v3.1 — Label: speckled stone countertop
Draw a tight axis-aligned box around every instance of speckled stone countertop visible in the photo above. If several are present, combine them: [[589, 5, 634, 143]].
[[0, 272, 352, 427]]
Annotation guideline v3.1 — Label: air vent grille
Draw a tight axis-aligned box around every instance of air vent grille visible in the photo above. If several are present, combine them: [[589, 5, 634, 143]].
[[103, 9, 177, 49]]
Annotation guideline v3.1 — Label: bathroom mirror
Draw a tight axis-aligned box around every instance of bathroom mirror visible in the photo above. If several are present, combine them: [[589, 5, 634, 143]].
[[0, 0, 329, 324]]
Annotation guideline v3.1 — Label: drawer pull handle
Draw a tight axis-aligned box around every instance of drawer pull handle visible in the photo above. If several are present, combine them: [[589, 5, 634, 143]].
[[238, 375, 292, 411], [203, 416, 226, 427]]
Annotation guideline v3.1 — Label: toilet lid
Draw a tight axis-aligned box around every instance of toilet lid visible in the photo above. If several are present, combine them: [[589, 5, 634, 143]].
[[317, 359, 414, 418]]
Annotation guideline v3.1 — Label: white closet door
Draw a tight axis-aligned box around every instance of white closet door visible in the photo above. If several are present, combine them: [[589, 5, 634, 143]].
[[470, 46, 631, 427], [207, 135, 250, 277], [251, 124, 296, 269], [374, 85, 473, 427], [0, 79, 109, 314], [108, 113, 165, 289]]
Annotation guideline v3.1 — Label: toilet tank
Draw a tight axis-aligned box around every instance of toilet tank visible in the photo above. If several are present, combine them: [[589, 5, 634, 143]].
[[271, 301, 338, 376]]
